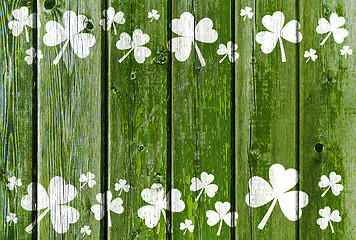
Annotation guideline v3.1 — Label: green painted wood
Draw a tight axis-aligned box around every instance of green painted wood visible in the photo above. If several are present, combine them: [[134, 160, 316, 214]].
[[299, 0, 356, 239], [0, 1, 36, 239]]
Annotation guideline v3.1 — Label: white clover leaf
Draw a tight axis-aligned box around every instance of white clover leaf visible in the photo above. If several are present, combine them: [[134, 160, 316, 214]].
[[340, 46, 352, 57], [256, 11, 302, 62], [180, 219, 194, 235], [8, 7, 40, 42], [99, 7, 125, 35], [6, 213, 18, 225], [245, 164, 309, 230], [217, 41, 239, 63], [304, 48, 317, 62], [6, 176, 22, 191], [316, 13, 348, 45], [79, 172, 96, 188], [114, 179, 130, 196], [25, 47, 43, 65], [240, 7, 254, 20], [190, 172, 218, 201], [318, 172, 343, 197], [317, 206, 341, 233], [206, 201, 238, 236], [148, 9, 160, 22], [80, 225, 91, 236]]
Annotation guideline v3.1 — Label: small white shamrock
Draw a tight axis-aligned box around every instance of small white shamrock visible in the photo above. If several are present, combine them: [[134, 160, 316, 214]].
[[217, 41, 239, 63], [138, 183, 185, 232], [340, 46, 352, 57], [6, 213, 18, 225], [114, 179, 130, 195], [317, 206, 341, 233], [43, 11, 96, 65], [180, 219, 194, 235], [148, 9, 160, 22], [316, 13, 348, 45], [99, 7, 125, 35], [79, 172, 96, 188], [21, 176, 79, 234], [25, 47, 43, 65], [206, 201, 238, 236], [168, 12, 218, 67], [80, 225, 91, 236], [240, 7, 254, 20], [6, 176, 22, 191], [318, 172, 344, 197], [190, 172, 218, 201], [91, 191, 124, 227], [245, 164, 309, 230], [8, 7, 40, 42], [304, 48, 318, 62], [256, 11, 302, 62], [116, 29, 151, 63]]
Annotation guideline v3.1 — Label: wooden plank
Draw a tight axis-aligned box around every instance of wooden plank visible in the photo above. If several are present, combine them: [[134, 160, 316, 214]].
[[36, 1, 103, 238], [0, 2, 37, 239], [299, 0, 356, 239], [107, 0, 168, 239]]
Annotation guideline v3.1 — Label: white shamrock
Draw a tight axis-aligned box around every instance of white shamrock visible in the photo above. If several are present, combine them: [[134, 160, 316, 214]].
[[318, 172, 343, 197], [80, 225, 91, 236], [25, 47, 43, 65], [8, 7, 40, 42], [240, 7, 254, 20], [317, 206, 341, 233], [43, 11, 96, 65], [79, 172, 96, 188], [148, 9, 160, 22], [217, 41, 239, 63], [180, 219, 194, 235], [99, 7, 125, 35], [168, 12, 218, 67], [6, 176, 22, 191], [21, 176, 79, 234], [91, 191, 124, 227], [340, 46, 352, 57], [256, 11, 302, 62], [6, 213, 18, 225], [190, 172, 218, 201], [114, 179, 130, 195], [138, 183, 185, 232], [304, 48, 318, 62], [245, 164, 309, 230], [116, 29, 151, 63], [316, 13, 348, 45], [206, 201, 238, 236]]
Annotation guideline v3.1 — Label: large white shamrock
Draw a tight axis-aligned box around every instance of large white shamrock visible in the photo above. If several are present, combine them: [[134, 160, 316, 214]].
[[90, 191, 124, 227], [99, 7, 125, 35], [318, 172, 343, 197], [8, 7, 40, 42], [138, 183, 185, 232], [256, 11, 302, 62], [43, 11, 96, 65], [21, 176, 79, 234], [245, 164, 309, 230], [168, 12, 218, 67], [116, 29, 151, 63], [190, 172, 218, 201], [316, 13, 348, 45], [316, 206, 341, 233], [206, 201, 238, 236]]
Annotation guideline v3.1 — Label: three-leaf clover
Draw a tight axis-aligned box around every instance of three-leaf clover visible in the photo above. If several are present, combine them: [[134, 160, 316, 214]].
[[340, 46, 352, 57], [240, 7, 254, 20], [206, 201, 238, 236], [245, 164, 309, 230], [168, 12, 218, 67], [180, 219, 194, 235], [317, 206, 341, 233], [7, 176, 22, 191], [190, 172, 218, 201], [21, 176, 79, 234], [116, 29, 151, 63], [80, 225, 91, 236], [316, 13, 348, 45], [43, 11, 96, 65], [256, 11, 302, 62], [99, 7, 125, 35], [24, 47, 43, 65], [217, 41, 239, 63], [91, 191, 124, 227], [138, 183, 185, 231], [304, 48, 318, 62], [6, 213, 18, 225], [114, 179, 130, 195], [148, 9, 160, 22], [318, 172, 344, 197], [79, 172, 96, 188], [8, 7, 40, 42]]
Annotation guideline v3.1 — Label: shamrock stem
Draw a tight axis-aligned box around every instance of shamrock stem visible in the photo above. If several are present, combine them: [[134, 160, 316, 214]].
[[306, 57, 310, 63], [53, 39, 69, 65], [217, 219, 223, 236], [25, 26, 29, 43], [195, 189, 204, 201], [194, 42, 206, 67], [151, 18, 154, 22], [279, 37, 286, 62], [219, 54, 228, 63], [183, 229, 187, 235], [161, 210, 172, 233], [243, 16, 247, 21], [320, 32, 332, 46], [108, 212, 112, 228], [258, 198, 277, 230], [113, 24, 117, 35], [80, 182, 87, 189], [321, 186, 330, 197], [329, 220, 334, 233], [119, 48, 133, 63], [119, 189, 123, 196], [25, 208, 50, 233]]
